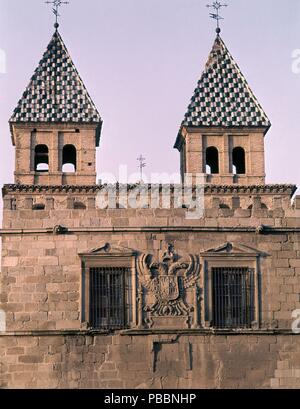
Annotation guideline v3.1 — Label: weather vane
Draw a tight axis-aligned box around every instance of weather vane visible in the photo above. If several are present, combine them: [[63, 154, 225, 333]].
[[206, 1, 228, 34], [137, 155, 146, 183], [45, 0, 69, 29]]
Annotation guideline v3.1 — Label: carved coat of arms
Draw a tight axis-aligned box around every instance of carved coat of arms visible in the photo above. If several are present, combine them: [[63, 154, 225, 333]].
[[138, 244, 200, 323]]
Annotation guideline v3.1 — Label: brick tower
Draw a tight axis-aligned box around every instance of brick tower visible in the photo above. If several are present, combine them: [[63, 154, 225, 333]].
[[175, 35, 270, 185], [9, 29, 102, 186]]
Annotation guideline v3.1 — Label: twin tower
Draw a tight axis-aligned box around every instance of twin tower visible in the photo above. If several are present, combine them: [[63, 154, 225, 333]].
[[9, 29, 271, 187]]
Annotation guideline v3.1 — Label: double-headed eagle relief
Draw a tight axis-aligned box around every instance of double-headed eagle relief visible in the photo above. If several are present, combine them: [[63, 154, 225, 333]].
[[138, 244, 200, 328]]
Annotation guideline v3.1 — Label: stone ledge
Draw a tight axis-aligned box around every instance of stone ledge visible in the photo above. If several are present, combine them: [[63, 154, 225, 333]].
[[1, 329, 299, 337], [121, 329, 300, 336], [0, 330, 110, 337], [1, 226, 300, 236]]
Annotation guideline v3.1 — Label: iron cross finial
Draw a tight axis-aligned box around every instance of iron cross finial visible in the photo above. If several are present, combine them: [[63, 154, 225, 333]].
[[206, 1, 228, 34], [45, 0, 69, 29], [137, 155, 146, 183]]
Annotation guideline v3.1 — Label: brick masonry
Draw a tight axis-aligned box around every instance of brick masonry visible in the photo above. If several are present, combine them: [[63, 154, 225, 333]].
[[0, 189, 300, 389], [1, 189, 300, 332], [1, 333, 300, 389]]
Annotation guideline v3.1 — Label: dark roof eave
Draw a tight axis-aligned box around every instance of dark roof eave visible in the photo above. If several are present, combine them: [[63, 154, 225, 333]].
[[9, 119, 103, 147], [174, 123, 272, 151]]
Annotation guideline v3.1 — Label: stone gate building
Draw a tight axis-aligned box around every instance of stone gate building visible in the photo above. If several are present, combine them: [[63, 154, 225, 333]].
[[0, 23, 300, 389]]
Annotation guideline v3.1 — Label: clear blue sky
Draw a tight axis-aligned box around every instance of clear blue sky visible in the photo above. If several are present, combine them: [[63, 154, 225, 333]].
[[0, 0, 299, 193]]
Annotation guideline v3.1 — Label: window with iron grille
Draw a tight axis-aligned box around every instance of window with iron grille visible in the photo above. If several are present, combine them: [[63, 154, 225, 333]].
[[212, 267, 255, 329], [89, 267, 132, 330]]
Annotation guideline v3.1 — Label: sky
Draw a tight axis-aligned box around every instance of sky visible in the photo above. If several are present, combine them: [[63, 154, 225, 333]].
[[0, 0, 299, 196]]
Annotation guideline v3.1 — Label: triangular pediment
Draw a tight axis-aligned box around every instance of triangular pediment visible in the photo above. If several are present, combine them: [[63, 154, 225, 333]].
[[202, 242, 263, 256], [80, 243, 136, 257]]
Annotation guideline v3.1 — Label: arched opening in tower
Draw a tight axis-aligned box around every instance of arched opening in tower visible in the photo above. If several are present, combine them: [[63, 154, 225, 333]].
[[232, 147, 246, 174], [206, 147, 219, 174], [62, 144, 77, 173], [34, 144, 49, 172]]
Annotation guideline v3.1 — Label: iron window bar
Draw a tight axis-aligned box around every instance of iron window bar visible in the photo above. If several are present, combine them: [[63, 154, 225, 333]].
[[212, 267, 255, 329], [89, 267, 131, 330]]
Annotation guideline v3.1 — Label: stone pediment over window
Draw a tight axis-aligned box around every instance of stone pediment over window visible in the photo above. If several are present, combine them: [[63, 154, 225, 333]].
[[201, 242, 266, 258], [79, 243, 136, 258], [79, 243, 137, 269], [200, 242, 267, 329], [79, 243, 138, 330]]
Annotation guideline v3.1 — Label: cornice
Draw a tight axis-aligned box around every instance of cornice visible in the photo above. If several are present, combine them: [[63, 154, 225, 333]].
[[2, 183, 297, 196], [0, 329, 298, 337], [1, 226, 300, 236]]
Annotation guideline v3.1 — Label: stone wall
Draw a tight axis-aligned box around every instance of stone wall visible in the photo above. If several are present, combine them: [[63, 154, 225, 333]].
[[1, 187, 299, 389], [2, 186, 299, 232], [1, 333, 300, 389], [1, 228, 300, 331], [1, 185, 300, 333]]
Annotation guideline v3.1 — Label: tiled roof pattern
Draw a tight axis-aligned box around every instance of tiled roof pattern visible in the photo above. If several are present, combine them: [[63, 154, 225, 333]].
[[10, 31, 101, 125], [182, 36, 270, 128]]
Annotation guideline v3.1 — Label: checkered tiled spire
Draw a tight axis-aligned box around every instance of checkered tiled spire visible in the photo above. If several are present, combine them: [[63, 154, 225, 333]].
[[181, 35, 270, 128], [10, 30, 102, 128]]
